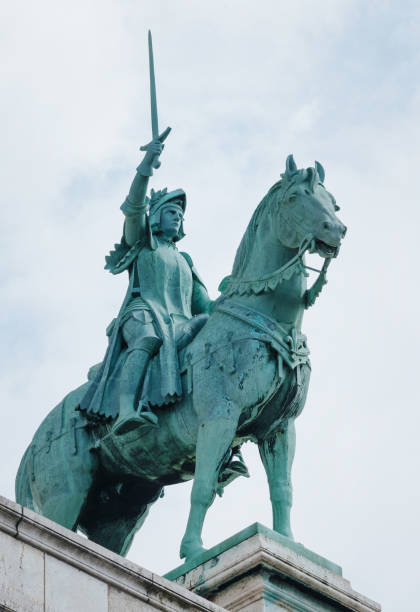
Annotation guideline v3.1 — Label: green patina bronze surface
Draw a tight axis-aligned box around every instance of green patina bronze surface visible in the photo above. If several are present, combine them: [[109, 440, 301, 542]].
[[15, 34, 346, 563]]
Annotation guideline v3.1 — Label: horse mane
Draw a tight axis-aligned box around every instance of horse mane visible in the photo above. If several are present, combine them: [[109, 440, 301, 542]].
[[231, 167, 317, 279], [231, 180, 283, 278]]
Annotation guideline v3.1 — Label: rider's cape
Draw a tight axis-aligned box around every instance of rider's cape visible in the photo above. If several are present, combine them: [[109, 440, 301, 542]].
[[79, 221, 206, 419]]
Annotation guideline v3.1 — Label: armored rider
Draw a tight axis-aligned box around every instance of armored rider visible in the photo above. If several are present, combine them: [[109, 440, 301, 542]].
[[80, 135, 212, 434]]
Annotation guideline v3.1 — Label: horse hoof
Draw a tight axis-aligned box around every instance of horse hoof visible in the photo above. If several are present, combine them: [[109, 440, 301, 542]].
[[180, 542, 206, 562], [275, 527, 294, 540]]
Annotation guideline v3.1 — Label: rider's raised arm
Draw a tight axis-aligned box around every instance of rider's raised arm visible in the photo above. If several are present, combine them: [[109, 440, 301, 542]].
[[121, 171, 149, 246], [121, 140, 164, 246]]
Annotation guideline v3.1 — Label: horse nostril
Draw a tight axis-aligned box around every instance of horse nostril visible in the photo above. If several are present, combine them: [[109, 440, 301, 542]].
[[323, 222, 331, 231], [341, 225, 347, 237]]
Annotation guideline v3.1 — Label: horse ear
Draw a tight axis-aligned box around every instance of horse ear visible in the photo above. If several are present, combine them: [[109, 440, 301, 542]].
[[315, 160, 325, 183], [285, 154, 298, 178]]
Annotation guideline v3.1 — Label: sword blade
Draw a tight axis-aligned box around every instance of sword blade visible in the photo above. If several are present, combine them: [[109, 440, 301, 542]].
[[148, 30, 159, 139]]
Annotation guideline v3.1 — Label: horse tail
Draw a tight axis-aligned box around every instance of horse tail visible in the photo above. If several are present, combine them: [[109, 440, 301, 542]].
[[15, 444, 35, 511]]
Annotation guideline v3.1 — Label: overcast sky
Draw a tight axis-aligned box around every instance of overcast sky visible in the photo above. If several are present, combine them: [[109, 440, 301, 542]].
[[1, 1, 419, 609]]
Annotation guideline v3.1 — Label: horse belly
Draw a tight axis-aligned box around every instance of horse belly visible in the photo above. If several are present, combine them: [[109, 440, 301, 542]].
[[100, 394, 199, 485]]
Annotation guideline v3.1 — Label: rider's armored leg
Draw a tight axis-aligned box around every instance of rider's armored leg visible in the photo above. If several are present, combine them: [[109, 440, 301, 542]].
[[113, 336, 162, 435], [113, 314, 162, 436]]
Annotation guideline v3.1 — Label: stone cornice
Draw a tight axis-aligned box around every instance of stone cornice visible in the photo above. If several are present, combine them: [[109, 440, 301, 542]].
[[0, 495, 224, 612]]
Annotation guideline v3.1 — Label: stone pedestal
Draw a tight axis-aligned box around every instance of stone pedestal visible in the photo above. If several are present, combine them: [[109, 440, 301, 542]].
[[165, 523, 381, 612], [0, 495, 380, 612], [0, 495, 223, 612]]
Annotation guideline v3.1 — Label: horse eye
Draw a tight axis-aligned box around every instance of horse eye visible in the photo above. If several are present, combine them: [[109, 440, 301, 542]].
[[304, 189, 311, 196], [289, 195, 297, 203]]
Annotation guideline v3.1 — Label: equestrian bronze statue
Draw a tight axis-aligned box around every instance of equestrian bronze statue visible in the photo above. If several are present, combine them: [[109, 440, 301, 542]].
[[16, 33, 346, 563]]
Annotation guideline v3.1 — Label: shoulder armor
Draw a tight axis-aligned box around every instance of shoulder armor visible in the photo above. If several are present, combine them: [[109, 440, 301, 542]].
[[105, 237, 144, 275]]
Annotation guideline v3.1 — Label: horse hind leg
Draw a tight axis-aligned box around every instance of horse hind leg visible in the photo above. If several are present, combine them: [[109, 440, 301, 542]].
[[258, 418, 296, 538], [34, 456, 96, 531], [180, 400, 241, 561], [81, 510, 145, 557], [19, 450, 94, 531], [19, 420, 97, 531], [79, 480, 162, 556]]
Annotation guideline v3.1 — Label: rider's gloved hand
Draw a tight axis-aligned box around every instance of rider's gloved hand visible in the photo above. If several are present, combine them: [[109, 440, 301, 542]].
[[137, 127, 171, 176]]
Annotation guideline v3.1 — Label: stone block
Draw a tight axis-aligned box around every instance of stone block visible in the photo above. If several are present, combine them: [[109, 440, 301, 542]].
[[0, 530, 44, 612], [108, 588, 153, 612], [166, 523, 381, 612], [44, 555, 108, 612]]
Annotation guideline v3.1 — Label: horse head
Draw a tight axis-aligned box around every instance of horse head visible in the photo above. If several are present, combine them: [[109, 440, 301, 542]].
[[226, 157, 346, 301], [271, 154, 346, 258]]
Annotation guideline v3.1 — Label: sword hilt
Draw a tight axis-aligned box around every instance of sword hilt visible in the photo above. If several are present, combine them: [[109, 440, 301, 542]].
[[139, 127, 171, 172]]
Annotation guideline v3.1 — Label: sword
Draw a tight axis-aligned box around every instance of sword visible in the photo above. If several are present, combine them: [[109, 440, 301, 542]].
[[140, 30, 171, 169]]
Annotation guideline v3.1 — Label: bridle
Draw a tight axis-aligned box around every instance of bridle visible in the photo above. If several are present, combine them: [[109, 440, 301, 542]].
[[219, 235, 333, 309]]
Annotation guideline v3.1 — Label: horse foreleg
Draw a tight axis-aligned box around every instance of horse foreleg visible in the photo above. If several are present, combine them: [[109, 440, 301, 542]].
[[180, 409, 240, 561], [258, 418, 296, 538]]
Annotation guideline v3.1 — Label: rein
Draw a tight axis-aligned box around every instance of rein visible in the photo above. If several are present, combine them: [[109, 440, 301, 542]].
[[219, 236, 332, 309]]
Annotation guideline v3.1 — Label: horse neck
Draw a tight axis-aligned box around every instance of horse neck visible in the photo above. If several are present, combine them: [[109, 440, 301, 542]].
[[231, 216, 306, 331]]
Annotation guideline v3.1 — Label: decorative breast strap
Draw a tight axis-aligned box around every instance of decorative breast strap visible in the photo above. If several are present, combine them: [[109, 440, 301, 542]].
[[214, 300, 310, 371], [218, 238, 310, 297]]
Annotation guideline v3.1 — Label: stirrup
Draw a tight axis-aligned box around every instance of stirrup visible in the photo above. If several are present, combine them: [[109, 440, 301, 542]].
[[228, 449, 249, 477], [137, 401, 159, 425], [113, 405, 158, 436]]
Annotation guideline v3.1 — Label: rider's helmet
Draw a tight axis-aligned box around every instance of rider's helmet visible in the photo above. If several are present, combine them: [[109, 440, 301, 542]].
[[148, 188, 186, 241]]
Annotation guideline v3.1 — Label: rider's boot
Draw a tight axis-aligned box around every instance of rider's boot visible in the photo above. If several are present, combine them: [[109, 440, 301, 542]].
[[113, 336, 162, 436]]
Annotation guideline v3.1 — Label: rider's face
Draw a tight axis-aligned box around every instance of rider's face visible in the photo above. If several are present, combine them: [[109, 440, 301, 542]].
[[159, 204, 184, 239]]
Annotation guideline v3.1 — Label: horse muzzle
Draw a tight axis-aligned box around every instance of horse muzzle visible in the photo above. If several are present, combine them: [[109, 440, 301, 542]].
[[312, 221, 346, 258]]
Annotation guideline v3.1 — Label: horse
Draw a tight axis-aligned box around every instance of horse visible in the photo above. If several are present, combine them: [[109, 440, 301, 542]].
[[15, 155, 346, 563]]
